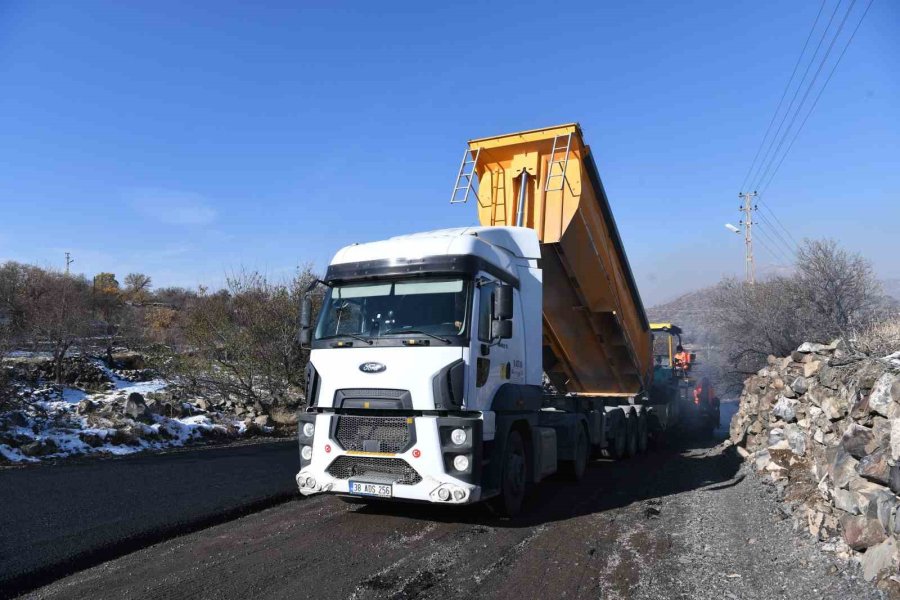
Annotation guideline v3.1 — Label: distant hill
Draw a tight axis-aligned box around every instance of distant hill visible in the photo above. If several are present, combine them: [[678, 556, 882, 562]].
[[645, 286, 717, 346]]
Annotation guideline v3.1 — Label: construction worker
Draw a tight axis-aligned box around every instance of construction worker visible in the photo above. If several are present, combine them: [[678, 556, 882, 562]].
[[673, 345, 692, 371]]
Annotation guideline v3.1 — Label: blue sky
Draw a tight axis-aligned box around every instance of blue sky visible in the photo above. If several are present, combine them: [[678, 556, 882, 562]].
[[1, 0, 897, 305]]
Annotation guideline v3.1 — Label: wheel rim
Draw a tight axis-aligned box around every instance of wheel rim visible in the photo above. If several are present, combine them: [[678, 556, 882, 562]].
[[508, 448, 525, 496]]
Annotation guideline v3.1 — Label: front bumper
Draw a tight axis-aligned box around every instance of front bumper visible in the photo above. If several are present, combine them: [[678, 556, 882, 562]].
[[295, 413, 483, 505]]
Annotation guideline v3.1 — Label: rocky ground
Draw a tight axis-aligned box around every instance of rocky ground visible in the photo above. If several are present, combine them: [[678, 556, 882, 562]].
[[0, 352, 281, 465], [14, 418, 883, 600], [730, 339, 900, 594]]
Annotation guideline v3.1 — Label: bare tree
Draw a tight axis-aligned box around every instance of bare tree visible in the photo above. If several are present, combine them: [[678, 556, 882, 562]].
[[164, 266, 321, 408], [22, 269, 92, 384], [795, 239, 882, 337], [709, 238, 886, 388], [124, 273, 152, 304]]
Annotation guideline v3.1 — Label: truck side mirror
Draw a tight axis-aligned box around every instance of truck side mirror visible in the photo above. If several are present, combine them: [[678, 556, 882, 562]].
[[297, 296, 313, 346], [493, 284, 513, 320], [491, 319, 513, 340]]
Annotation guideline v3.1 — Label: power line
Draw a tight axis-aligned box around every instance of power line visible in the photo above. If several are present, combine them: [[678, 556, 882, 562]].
[[747, 0, 849, 192], [739, 0, 828, 194], [754, 235, 792, 267], [757, 199, 799, 247], [751, 0, 860, 193], [756, 210, 798, 258], [757, 0, 876, 197], [745, 0, 847, 193], [755, 222, 796, 263]]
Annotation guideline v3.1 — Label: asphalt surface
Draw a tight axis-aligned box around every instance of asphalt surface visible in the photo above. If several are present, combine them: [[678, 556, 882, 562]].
[[0, 439, 299, 597], [12, 403, 883, 600]]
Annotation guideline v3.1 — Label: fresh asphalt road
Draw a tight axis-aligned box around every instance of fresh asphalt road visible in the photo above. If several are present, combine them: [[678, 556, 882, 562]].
[[0, 439, 299, 597], [11, 403, 882, 600]]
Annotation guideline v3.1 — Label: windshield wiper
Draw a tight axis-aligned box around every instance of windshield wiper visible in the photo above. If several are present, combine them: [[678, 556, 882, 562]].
[[318, 333, 373, 345], [381, 328, 452, 345]]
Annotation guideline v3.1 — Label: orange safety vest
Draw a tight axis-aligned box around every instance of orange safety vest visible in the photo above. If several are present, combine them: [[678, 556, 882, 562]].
[[674, 351, 691, 368]]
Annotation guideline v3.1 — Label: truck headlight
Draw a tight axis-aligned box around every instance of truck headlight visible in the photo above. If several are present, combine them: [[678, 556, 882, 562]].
[[453, 454, 470, 472], [450, 428, 467, 445], [302, 422, 315, 438], [301, 445, 313, 461]]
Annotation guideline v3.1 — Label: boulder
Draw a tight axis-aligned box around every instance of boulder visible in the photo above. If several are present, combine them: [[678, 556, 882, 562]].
[[889, 464, 900, 495], [797, 342, 828, 353], [861, 537, 898, 582], [828, 446, 859, 489], [124, 393, 148, 419], [803, 360, 822, 378], [818, 364, 839, 389], [772, 397, 799, 423], [790, 376, 809, 396], [842, 513, 886, 550], [76, 399, 97, 415], [874, 491, 897, 532], [868, 373, 898, 418], [857, 362, 887, 392], [890, 418, 900, 461], [253, 415, 270, 428], [833, 489, 860, 515], [821, 395, 847, 421], [786, 426, 807, 456], [841, 424, 877, 459], [814, 428, 825, 444], [768, 428, 785, 446], [20, 439, 59, 457], [871, 417, 891, 451], [857, 450, 891, 485]]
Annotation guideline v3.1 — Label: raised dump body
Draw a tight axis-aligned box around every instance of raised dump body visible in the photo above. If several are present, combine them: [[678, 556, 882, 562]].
[[464, 124, 651, 395]]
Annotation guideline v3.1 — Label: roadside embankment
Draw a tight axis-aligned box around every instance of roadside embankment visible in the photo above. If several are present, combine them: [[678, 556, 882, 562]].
[[730, 340, 900, 593]]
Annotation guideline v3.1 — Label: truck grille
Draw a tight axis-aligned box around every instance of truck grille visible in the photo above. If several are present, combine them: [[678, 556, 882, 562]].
[[326, 456, 422, 485], [334, 415, 411, 454]]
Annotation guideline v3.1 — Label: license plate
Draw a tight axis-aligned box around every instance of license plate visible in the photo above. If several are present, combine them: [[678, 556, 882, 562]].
[[349, 481, 392, 498]]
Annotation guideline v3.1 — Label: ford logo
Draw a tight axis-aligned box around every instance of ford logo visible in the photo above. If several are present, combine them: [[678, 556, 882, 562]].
[[359, 362, 386, 374]]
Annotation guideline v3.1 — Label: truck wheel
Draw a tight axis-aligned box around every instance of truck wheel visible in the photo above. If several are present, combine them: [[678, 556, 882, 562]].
[[637, 412, 648, 454], [625, 412, 638, 457], [490, 431, 527, 517], [562, 425, 589, 481]]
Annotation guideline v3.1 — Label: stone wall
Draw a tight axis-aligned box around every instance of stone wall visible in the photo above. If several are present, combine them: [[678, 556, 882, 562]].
[[730, 341, 900, 587]]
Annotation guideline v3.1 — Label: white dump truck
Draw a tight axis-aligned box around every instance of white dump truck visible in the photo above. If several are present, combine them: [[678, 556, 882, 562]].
[[295, 124, 661, 515]]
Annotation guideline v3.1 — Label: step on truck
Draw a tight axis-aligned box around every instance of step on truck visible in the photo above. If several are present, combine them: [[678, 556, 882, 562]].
[[296, 124, 660, 515]]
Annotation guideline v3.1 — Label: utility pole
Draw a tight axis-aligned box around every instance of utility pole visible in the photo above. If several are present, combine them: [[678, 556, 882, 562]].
[[64, 252, 74, 275], [738, 192, 757, 284]]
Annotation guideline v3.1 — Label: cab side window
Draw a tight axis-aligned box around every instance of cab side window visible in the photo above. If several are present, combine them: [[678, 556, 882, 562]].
[[477, 282, 496, 343]]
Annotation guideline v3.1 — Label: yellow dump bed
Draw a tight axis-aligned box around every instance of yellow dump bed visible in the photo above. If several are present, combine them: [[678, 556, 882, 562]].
[[467, 124, 651, 395]]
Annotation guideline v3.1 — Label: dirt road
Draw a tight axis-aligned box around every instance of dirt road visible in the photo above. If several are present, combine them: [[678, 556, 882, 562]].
[[19, 423, 880, 600]]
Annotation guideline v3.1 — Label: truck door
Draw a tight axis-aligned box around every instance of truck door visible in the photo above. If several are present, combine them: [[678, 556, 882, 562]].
[[468, 278, 522, 411]]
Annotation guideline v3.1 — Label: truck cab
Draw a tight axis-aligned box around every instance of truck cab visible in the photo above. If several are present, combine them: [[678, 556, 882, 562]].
[[296, 227, 544, 509]]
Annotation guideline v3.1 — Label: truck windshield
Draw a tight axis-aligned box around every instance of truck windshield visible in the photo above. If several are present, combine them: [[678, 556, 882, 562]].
[[315, 278, 470, 341]]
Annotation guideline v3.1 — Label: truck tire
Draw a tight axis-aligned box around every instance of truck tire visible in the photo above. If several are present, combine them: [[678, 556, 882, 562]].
[[637, 412, 648, 454], [562, 424, 589, 481], [490, 430, 527, 517], [625, 411, 638, 458]]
